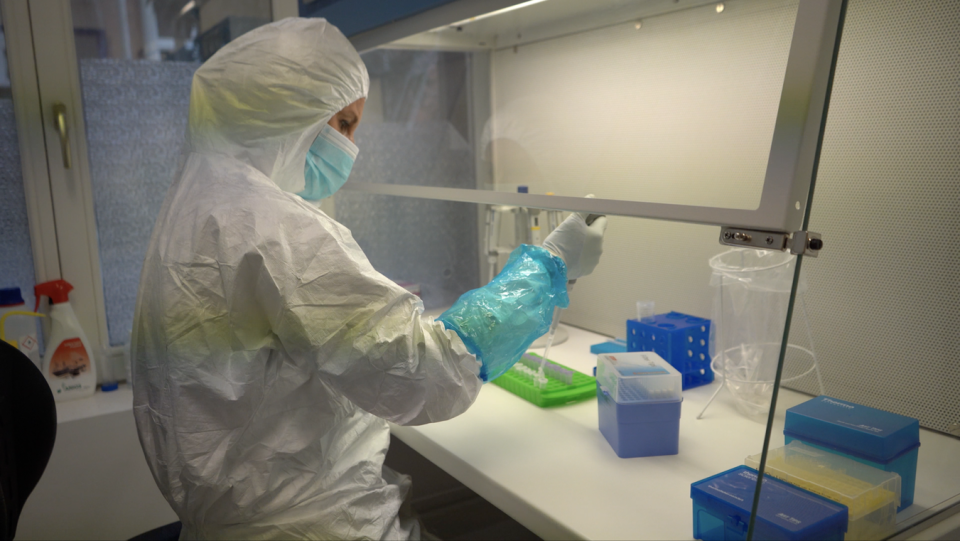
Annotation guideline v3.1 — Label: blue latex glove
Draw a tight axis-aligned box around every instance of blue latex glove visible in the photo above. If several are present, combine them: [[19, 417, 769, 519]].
[[438, 245, 570, 382]]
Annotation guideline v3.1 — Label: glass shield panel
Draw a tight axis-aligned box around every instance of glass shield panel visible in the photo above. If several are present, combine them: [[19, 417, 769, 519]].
[[335, 194, 481, 313], [70, 0, 272, 346], [762, 0, 960, 539], [356, 0, 801, 212], [348, 194, 807, 540]]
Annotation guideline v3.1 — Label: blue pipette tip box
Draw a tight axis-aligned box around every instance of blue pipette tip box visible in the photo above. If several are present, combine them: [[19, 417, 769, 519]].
[[596, 352, 682, 458], [784, 395, 920, 510], [626, 311, 713, 389], [690, 466, 848, 541]]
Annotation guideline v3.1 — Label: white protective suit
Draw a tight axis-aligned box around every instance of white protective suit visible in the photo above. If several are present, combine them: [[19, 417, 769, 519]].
[[132, 18, 482, 540]]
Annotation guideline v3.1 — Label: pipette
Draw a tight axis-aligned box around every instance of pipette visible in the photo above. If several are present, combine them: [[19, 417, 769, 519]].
[[535, 213, 604, 388], [535, 306, 563, 389]]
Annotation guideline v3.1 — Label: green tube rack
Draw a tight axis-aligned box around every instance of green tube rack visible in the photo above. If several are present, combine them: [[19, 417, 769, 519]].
[[492, 352, 597, 408]]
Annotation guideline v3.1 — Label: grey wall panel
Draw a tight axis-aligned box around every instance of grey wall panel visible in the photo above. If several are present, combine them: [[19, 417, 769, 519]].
[[783, 0, 960, 433]]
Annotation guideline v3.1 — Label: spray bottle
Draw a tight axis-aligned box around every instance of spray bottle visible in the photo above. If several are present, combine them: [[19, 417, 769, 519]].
[[0, 287, 43, 369], [34, 279, 97, 401]]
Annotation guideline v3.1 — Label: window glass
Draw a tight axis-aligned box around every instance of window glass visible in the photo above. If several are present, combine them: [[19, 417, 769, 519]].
[[71, 0, 270, 345], [0, 15, 39, 314]]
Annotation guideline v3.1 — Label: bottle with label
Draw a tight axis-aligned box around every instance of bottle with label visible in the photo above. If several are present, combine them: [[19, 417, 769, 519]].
[[0, 287, 43, 369], [34, 280, 97, 401]]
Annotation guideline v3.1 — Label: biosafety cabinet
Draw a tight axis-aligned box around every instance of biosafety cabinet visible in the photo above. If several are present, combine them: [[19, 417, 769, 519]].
[[316, 0, 960, 538], [1, 0, 957, 539]]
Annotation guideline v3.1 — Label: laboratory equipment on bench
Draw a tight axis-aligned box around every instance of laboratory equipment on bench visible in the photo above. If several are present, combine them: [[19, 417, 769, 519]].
[[0, 287, 43, 369], [596, 352, 682, 458], [492, 352, 596, 407], [484, 187, 565, 279], [636, 300, 655, 322], [745, 441, 900, 541], [626, 310, 713, 390], [691, 466, 848, 541], [698, 248, 824, 421], [784, 395, 920, 511], [34, 279, 97, 401]]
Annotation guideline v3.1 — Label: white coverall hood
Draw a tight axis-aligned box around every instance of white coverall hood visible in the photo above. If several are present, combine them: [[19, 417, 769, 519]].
[[132, 18, 480, 540], [188, 17, 369, 194]]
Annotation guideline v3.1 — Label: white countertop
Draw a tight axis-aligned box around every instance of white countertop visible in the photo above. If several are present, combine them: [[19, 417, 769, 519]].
[[55, 383, 133, 423], [391, 325, 960, 540], [49, 327, 959, 539]]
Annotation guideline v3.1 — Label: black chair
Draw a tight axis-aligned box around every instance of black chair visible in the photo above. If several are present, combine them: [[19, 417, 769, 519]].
[[129, 520, 182, 541], [0, 339, 57, 540]]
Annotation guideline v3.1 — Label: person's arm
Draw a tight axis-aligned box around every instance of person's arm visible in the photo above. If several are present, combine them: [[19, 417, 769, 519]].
[[268, 207, 604, 424], [268, 213, 481, 427], [438, 211, 608, 382], [438, 244, 569, 382]]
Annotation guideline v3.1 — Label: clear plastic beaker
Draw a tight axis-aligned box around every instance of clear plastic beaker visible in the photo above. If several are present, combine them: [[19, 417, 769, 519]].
[[709, 249, 815, 420]]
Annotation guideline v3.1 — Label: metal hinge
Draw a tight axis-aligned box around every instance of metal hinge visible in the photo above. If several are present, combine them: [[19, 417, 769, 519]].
[[719, 227, 823, 257]]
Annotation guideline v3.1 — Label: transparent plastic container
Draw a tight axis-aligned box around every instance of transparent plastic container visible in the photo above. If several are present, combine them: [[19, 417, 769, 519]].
[[784, 395, 919, 511], [709, 248, 817, 420], [596, 352, 681, 403], [746, 441, 900, 541], [636, 300, 656, 322]]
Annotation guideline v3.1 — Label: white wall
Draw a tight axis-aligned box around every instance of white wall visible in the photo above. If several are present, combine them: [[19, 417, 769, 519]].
[[16, 405, 176, 540], [486, 0, 799, 209], [487, 0, 801, 334]]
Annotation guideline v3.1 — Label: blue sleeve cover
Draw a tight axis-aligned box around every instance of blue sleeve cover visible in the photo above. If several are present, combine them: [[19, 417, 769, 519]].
[[438, 244, 570, 382]]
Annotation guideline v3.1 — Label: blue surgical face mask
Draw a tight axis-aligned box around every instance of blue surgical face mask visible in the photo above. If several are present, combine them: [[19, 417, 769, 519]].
[[298, 124, 359, 200]]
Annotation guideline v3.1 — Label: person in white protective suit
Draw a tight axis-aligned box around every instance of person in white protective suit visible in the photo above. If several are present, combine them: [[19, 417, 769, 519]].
[[132, 17, 607, 540]]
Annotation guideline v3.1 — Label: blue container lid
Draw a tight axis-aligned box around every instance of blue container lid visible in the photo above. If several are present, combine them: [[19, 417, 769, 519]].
[[691, 466, 848, 540], [784, 396, 920, 463], [590, 339, 628, 354], [1, 287, 25, 307]]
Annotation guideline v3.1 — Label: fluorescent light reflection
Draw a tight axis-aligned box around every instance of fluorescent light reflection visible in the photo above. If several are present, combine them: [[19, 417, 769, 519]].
[[444, 0, 549, 29]]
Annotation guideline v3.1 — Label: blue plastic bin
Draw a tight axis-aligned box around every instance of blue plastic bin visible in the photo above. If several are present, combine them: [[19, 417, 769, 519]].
[[691, 466, 848, 541], [626, 312, 712, 389], [784, 395, 920, 511], [597, 383, 681, 458]]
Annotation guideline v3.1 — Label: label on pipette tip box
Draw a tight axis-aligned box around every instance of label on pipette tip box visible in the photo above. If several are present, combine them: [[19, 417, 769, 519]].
[[616, 363, 668, 377], [601, 353, 671, 376]]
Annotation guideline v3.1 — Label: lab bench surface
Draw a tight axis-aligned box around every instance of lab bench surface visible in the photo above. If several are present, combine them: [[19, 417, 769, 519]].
[[390, 325, 960, 540]]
